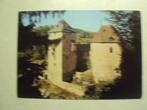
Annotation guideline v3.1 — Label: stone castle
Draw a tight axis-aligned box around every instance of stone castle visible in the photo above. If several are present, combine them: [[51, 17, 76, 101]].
[[44, 20, 122, 97]]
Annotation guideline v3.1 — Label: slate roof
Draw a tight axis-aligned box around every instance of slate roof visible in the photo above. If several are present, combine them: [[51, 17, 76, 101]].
[[91, 25, 120, 43]]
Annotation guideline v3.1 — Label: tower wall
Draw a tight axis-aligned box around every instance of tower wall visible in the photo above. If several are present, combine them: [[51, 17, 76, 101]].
[[90, 43, 122, 83], [63, 32, 77, 82], [47, 33, 63, 82]]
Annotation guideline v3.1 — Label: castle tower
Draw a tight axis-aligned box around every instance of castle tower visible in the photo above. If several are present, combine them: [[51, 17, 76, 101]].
[[47, 20, 76, 82], [46, 20, 84, 97], [90, 25, 122, 84]]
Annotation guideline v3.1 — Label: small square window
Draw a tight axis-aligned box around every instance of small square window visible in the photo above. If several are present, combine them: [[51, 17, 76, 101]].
[[110, 47, 113, 53]]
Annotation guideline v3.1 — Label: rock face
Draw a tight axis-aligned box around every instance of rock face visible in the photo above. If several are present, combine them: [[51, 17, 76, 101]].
[[90, 25, 122, 84]]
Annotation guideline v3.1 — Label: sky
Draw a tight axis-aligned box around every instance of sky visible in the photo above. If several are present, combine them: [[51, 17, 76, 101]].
[[23, 11, 110, 32]]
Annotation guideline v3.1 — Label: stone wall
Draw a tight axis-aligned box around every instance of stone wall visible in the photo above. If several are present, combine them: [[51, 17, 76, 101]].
[[63, 33, 77, 82], [47, 40, 63, 82], [90, 43, 122, 83]]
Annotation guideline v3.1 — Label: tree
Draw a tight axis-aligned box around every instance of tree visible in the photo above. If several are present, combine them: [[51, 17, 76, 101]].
[[19, 11, 65, 26], [18, 11, 65, 98], [101, 11, 142, 99], [108, 11, 141, 46]]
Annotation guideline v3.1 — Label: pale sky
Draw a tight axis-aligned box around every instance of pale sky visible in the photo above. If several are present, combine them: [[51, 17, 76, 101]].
[[23, 11, 110, 32]]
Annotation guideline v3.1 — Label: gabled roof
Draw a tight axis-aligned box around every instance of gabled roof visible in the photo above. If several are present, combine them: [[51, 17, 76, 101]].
[[48, 20, 76, 33], [91, 25, 120, 43]]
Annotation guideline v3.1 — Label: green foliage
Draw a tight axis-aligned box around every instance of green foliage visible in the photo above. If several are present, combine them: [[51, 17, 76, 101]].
[[108, 11, 141, 45], [83, 80, 114, 99], [18, 24, 48, 98], [106, 11, 142, 98], [19, 11, 65, 26], [32, 25, 51, 36], [75, 31, 94, 43]]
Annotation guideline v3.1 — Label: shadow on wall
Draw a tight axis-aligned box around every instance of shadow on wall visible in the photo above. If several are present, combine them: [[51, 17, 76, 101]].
[[101, 41, 142, 99], [63, 43, 90, 82], [76, 44, 90, 72]]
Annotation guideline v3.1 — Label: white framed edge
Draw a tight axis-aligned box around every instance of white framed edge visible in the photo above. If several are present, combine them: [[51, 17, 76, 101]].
[[0, 0, 147, 110]]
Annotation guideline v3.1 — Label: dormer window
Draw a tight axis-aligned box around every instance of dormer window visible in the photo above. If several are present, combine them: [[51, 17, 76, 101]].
[[109, 36, 114, 41]]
